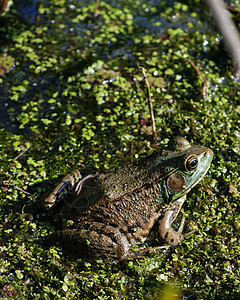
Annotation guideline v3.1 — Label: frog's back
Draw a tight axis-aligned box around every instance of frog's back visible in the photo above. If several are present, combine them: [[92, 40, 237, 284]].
[[74, 178, 164, 244], [42, 137, 213, 259], [58, 149, 174, 219]]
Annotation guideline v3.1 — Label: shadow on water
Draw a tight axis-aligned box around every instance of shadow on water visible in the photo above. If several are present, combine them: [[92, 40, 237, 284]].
[[0, 0, 220, 136], [0, 0, 41, 133], [0, 0, 107, 135]]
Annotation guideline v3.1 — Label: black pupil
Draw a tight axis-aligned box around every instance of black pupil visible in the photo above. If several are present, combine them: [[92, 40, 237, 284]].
[[189, 159, 197, 168]]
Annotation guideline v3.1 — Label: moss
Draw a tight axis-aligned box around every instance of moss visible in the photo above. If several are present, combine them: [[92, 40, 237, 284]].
[[0, 0, 240, 298]]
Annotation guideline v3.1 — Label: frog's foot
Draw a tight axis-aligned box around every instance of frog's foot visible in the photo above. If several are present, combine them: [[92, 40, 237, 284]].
[[118, 245, 167, 260], [155, 195, 188, 246], [41, 169, 81, 209], [156, 212, 185, 246]]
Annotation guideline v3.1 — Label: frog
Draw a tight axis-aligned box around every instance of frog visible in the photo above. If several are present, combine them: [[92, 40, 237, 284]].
[[41, 137, 213, 260]]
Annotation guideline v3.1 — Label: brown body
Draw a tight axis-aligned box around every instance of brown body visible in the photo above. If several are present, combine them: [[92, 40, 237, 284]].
[[43, 137, 213, 259]]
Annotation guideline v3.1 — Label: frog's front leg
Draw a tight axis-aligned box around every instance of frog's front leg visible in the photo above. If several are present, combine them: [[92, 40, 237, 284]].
[[48, 222, 130, 260], [155, 195, 186, 246]]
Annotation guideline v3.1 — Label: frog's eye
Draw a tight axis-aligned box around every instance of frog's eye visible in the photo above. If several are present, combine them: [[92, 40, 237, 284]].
[[185, 155, 198, 171]]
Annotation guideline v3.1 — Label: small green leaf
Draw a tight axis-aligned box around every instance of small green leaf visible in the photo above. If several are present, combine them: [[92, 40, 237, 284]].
[[15, 270, 24, 280]]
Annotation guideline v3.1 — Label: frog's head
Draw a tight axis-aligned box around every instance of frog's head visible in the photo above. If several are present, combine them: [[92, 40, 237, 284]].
[[160, 137, 213, 202]]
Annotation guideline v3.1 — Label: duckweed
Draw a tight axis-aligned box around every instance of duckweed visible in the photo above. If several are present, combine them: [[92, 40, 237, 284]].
[[0, 0, 240, 298]]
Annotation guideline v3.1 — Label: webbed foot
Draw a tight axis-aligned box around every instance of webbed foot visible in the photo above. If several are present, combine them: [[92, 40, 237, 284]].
[[155, 195, 192, 246]]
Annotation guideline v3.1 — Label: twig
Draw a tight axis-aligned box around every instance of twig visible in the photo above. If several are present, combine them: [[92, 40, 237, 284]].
[[187, 59, 202, 76], [0, 0, 8, 13], [187, 59, 207, 99], [2, 181, 34, 197], [206, 0, 240, 77], [137, 64, 158, 141], [93, 0, 100, 14], [13, 144, 31, 161], [226, 4, 240, 14], [13, 185, 34, 196]]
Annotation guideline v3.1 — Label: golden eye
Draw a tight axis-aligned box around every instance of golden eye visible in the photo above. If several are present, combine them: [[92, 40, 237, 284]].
[[185, 155, 198, 171]]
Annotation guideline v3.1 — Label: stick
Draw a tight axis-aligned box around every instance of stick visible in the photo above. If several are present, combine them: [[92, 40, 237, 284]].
[[93, 0, 100, 14], [0, 0, 8, 13], [2, 181, 34, 197], [138, 65, 158, 141], [187, 59, 207, 99], [206, 0, 240, 77], [12, 144, 31, 161]]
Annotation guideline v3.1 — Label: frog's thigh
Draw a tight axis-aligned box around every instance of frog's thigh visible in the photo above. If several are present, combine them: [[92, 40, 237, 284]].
[[155, 195, 186, 246], [52, 223, 130, 259]]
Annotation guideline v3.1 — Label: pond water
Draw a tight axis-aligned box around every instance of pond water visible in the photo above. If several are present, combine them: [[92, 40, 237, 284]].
[[0, 0, 240, 299]]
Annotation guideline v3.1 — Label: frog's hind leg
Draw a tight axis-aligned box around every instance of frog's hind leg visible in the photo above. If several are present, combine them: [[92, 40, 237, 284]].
[[48, 223, 130, 260], [155, 195, 187, 246], [41, 169, 82, 209]]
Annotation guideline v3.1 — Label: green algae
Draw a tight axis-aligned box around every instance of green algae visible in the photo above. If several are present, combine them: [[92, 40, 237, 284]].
[[0, 0, 240, 298]]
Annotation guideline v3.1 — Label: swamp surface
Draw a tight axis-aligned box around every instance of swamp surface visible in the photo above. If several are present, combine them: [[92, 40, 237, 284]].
[[0, 0, 240, 299]]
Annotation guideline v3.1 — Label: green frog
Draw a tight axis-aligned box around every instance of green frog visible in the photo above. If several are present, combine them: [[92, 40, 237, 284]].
[[41, 137, 213, 260]]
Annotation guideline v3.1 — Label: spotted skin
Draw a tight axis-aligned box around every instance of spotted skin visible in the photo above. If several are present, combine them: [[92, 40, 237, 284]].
[[42, 137, 213, 259]]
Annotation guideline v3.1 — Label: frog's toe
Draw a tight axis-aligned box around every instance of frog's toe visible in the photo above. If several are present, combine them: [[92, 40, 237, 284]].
[[178, 216, 185, 234], [155, 210, 185, 246], [184, 229, 197, 238], [162, 228, 184, 246], [75, 173, 98, 195]]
